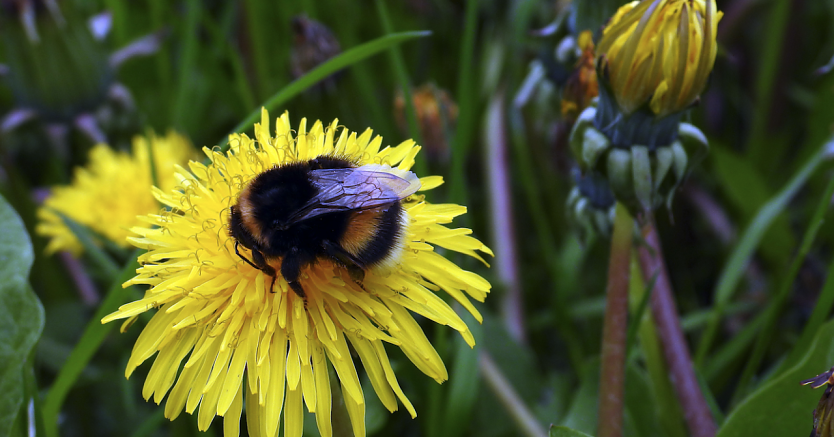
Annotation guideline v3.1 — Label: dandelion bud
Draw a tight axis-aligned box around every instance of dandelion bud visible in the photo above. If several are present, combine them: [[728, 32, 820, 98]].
[[567, 0, 720, 214], [596, 0, 722, 119]]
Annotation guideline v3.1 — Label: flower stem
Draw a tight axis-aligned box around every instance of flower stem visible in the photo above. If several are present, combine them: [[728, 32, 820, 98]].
[[598, 202, 633, 437], [59, 251, 99, 306], [485, 91, 526, 343], [637, 216, 716, 437], [479, 351, 546, 437]]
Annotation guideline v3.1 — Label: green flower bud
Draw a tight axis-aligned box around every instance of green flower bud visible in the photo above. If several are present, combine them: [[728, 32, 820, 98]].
[[568, 104, 709, 213], [567, 170, 616, 241]]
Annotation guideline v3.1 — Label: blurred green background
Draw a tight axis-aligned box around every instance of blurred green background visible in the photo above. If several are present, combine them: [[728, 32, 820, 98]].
[[4, 0, 834, 436]]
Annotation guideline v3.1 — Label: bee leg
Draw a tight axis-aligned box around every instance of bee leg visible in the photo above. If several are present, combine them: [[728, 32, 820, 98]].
[[236, 242, 278, 293], [234, 241, 260, 270], [322, 241, 366, 289], [280, 253, 306, 300], [249, 248, 276, 276], [346, 264, 365, 284], [269, 275, 278, 294]]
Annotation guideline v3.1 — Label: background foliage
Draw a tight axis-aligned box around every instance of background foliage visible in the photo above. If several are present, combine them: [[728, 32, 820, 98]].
[[3, 0, 834, 436]]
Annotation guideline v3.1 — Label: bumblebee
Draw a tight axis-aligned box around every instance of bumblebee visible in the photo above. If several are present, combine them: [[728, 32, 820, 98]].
[[229, 156, 421, 298]]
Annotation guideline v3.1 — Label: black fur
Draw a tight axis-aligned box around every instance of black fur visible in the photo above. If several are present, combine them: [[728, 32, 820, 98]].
[[228, 156, 404, 299]]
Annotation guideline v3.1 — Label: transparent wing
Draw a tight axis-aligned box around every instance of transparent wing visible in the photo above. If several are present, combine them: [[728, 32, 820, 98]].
[[286, 164, 421, 224]]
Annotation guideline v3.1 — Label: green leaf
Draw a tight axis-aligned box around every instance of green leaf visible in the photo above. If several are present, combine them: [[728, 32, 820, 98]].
[[696, 139, 833, 365], [219, 30, 431, 151], [716, 319, 834, 437], [550, 425, 594, 437], [560, 360, 599, 435], [731, 173, 834, 404], [0, 193, 44, 437], [711, 146, 794, 266]]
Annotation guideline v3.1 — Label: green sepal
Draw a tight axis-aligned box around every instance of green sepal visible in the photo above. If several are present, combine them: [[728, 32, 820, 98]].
[[607, 149, 633, 205], [666, 140, 689, 209], [631, 145, 653, 211], [653, 147, 674, 191], [677, 122, 709, 166], [570, 106, 598, 164], [582, 126, 611, 169]]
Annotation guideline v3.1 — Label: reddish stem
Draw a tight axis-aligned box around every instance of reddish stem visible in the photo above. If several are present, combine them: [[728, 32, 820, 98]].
[[598, 203, 633, 437], [637, 217, 716, 437]]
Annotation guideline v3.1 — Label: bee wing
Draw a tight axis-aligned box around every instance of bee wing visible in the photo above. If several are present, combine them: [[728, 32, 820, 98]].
[[287, 164, 421, 223]]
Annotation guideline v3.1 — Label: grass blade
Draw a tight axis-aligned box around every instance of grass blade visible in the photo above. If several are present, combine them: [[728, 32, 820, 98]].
[[695, 139, 833, 365], [629, 256, 688, 437], [201, 8, 256, 113], [171, 0, 200, 128], [779, 240, 834, 374], [374, 0, 425, 176], [746, 0, 791, 171], [449, 0, 480, 206], [731, 173, 834, 404], [218, 30, 431, 151]]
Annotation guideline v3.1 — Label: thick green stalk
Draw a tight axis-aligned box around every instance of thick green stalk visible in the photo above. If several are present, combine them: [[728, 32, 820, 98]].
[[629, 256, 688, 437], [598, 202, 633, 437]]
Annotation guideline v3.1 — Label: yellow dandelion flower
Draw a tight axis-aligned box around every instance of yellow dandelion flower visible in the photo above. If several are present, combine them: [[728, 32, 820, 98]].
[[36, 132, 196, 256], [596, 0, 722, 117], [101, 109, 492, 437]]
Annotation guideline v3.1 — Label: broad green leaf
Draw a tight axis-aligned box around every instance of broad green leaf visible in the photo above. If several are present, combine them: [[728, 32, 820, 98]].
[[560, 360, 599, 435], [716, 319, 834, 437], [0, 193, 44, 437], [550, 425, 594, 437]]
